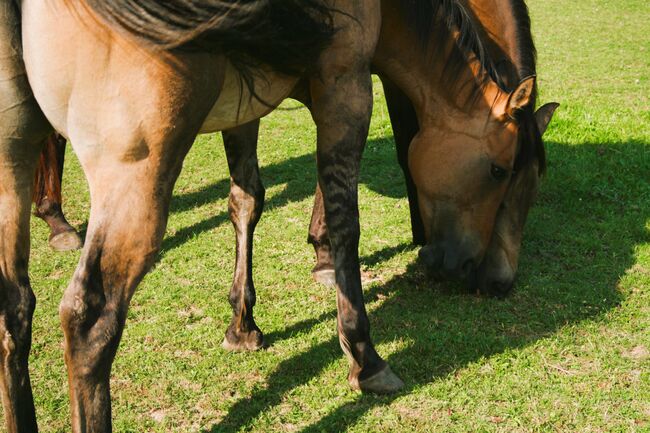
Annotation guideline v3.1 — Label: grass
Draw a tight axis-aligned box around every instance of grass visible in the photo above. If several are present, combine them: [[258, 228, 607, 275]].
[[8, 0, 650, 431]]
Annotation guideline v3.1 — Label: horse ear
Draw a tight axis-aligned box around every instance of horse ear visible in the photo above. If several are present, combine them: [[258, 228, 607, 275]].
[[535, 102, 560, 135], [506, 76, 536, 118]]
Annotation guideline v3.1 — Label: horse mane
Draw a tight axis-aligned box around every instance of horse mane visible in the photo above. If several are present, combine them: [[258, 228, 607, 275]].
[[69, 0, 335, 88], [508, 0, 537, 83], [398, 0, 507, 106], [505, 0, 546, 175]]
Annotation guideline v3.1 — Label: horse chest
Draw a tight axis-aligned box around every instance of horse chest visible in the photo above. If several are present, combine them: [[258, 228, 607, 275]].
[[200, 62, 298, 133]]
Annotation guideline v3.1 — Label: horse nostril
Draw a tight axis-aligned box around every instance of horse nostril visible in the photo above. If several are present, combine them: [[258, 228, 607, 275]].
[[419, 245, 442, 268]]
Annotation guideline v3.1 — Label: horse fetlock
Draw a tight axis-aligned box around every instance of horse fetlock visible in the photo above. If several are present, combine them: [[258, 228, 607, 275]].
[[344, 348, 403, 394], [355, 364, 404, 394]]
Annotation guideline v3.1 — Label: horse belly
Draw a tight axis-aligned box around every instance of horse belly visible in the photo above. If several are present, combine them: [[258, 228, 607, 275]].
[[199, 62, 297, 133]]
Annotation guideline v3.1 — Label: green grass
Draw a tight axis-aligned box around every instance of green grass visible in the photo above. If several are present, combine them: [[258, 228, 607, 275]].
[[10, 0, 650, 431]]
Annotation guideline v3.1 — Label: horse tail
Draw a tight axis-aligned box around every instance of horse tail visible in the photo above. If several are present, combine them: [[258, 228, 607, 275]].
[[75, 0, 335, 77]]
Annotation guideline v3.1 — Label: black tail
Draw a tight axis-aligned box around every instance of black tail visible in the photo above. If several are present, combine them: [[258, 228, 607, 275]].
[[78, 0, 335, 77]]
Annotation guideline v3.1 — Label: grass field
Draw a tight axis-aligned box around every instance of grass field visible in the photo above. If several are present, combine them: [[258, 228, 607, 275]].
[[7, 0, 649, 431]]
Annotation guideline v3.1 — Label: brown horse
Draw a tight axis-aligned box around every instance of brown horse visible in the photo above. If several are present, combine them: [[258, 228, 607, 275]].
[[1, 0, 502, 431], [308, 0, 559, 297]]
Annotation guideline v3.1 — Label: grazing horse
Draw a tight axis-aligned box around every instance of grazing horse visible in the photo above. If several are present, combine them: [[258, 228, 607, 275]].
[[1, 0, 501, 431], [308, 0, 559, 296], [31, 0, 558, 295]]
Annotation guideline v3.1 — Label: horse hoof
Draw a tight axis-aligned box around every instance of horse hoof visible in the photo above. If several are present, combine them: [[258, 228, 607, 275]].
[[312, 268, 336, 287], [221, 330, 266, 352], [351, 365, 404, 394], [49, 230, 83, 252]]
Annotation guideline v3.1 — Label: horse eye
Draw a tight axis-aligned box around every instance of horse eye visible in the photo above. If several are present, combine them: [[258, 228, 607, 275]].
[[490, 164, 509, 181]]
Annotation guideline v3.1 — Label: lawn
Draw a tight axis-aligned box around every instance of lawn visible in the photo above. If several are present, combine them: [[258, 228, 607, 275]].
[[11, 0, 650, 431]]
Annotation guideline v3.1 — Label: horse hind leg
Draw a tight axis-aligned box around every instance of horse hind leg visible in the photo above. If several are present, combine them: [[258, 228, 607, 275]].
[[32, 134, 83, 251], [59, 129, 198, 432], [220, 121, 266, 351], [0, 2, 52, 429]]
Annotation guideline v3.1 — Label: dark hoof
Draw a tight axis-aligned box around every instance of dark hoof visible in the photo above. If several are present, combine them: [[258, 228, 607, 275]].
[[312, 268, 336, 287], [222, 329, 266, 352], [49, 230, 83, 251], [350, 364, 404, 394]]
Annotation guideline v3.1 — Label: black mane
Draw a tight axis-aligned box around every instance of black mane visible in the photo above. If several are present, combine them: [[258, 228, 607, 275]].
[[399, 0, 507, 104], [508, 0, 537, 83], [73, 0, 335, 81], [506, 0, 546, 175]]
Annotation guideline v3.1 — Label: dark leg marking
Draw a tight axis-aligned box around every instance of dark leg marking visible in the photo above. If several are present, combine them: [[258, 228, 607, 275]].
[[311, 68, 403, 393]]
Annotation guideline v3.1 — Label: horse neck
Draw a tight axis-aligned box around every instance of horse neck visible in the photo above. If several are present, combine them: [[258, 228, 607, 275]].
[[374, 0, 503, 129], [465, 0, 536, 88]]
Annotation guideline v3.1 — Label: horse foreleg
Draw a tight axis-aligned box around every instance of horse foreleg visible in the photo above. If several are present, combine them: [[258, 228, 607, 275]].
[[221, 121, 266, 351], [307, 77, 425, 286], [32, 134, 82, 251], [310, 42, 403, 393]]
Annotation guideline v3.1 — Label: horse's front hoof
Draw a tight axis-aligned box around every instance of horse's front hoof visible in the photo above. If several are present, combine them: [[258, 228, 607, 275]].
[[350, 364, 404, 394], [49, 230, 83, 251], [222, 329, 266, 352], [312, 267, 336, 287]]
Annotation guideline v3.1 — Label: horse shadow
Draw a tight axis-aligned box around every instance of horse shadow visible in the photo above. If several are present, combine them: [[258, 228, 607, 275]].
[[160, 135, 405, 254], [201, 138, 649, 432]]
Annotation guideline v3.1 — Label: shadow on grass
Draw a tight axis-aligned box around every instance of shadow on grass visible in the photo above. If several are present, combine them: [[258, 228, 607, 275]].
[[202, 139, 649, 432], [161, 136, 405, 254]]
